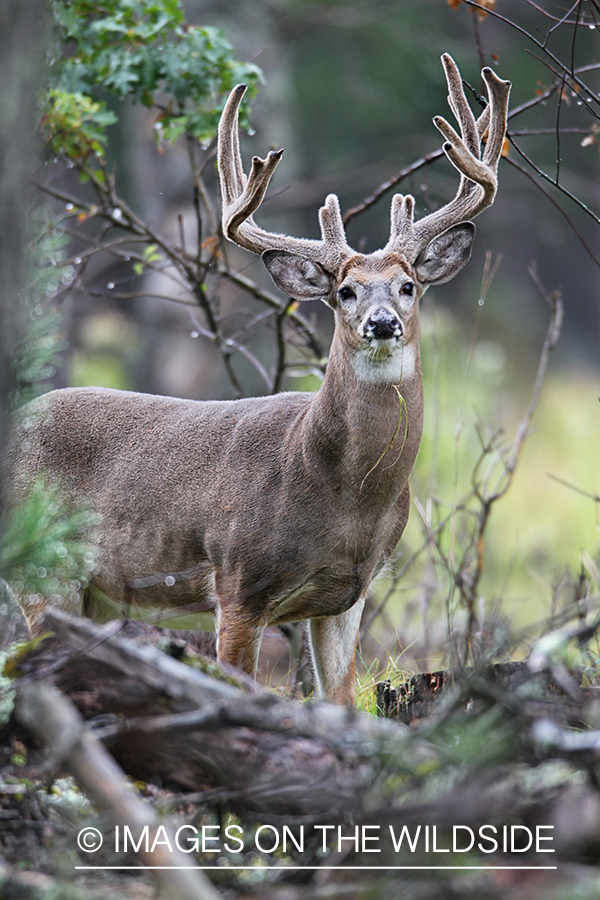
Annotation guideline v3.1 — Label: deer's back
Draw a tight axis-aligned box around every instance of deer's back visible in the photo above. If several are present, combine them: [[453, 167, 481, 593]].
[[10, 387, 318, 601]]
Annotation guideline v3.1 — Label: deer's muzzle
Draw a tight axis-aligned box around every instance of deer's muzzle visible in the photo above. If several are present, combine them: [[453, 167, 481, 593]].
[[363, 308, 403, 341]]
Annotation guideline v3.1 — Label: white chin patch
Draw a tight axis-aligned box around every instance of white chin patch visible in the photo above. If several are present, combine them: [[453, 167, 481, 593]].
[[352, 342, 417, 384]]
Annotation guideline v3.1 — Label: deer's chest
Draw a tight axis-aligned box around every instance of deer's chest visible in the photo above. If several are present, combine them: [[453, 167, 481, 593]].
[[226, 504, 399, 626]]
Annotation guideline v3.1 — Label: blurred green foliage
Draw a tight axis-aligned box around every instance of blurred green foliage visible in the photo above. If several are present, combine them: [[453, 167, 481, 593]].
[[11, 305, 66, 410], [0, 476, 98, 611], [11, 221, 70, 410], [3, 218, 98, 618]]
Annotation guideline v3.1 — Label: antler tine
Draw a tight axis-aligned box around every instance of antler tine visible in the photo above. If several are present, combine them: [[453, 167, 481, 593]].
[[441, 54, 479, 157], [481, 66, 511, 167], [218, 84, 248, 206], [387, 194, 415, 246], [402, 55, 510, 259], [218, 84, 286, 249], [218, 85, 354, 272]]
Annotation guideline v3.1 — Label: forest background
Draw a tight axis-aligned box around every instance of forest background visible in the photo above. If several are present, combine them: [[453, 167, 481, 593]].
[[0, 1, 599, 898]]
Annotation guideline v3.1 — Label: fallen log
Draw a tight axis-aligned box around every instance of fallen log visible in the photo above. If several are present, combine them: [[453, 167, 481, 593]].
[[8, 607, 600, 857], [11, 608, 405, 819]]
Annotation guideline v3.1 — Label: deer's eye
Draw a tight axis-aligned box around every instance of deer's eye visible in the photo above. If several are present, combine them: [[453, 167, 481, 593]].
[[401, 282, 415, 296], [338, 285, 356, 302]]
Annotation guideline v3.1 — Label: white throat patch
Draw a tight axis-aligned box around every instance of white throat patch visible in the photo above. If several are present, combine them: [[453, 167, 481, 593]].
[[352, 342, 418, 384]]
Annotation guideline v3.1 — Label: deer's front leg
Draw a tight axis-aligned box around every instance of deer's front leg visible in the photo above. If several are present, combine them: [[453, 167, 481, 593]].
[[308, 596, 366, 705], [217, 603, 265, 677]]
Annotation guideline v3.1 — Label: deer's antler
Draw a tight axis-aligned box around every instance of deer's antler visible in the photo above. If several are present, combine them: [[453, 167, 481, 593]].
[[218, 85, 354, 275], [218, 55, 510, 272], [386, 54, 511, 261]]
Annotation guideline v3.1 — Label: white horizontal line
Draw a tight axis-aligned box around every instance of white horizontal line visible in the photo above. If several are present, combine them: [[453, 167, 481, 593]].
[[75, 865, 558, 871]]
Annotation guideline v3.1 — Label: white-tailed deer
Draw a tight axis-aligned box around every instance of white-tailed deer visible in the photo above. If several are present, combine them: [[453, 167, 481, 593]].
[[10, 56, 510, 704]]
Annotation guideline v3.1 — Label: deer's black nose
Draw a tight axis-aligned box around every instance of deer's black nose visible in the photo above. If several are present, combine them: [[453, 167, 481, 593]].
[[364, 308, 403, 340]]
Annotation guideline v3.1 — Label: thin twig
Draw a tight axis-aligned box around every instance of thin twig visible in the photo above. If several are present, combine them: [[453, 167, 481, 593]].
[[461, 0, 600, 105], [547, 473, 600, 506]]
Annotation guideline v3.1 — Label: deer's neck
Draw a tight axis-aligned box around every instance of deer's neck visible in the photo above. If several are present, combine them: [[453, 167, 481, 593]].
[[302, 334, 423, 501]]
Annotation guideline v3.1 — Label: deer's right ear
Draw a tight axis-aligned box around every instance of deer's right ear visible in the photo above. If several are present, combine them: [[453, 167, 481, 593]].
[[262, 250, 335, 302]]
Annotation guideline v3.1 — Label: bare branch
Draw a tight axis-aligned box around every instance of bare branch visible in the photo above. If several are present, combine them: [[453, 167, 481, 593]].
[[504, 150, 600, 268]]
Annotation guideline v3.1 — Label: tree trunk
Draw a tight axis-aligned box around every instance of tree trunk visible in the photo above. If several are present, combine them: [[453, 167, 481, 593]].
[[0, 0, 46, 510]]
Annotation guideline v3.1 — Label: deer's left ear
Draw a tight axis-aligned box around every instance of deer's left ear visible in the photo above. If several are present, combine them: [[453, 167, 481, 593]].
[[415, 222, 475, 285], [262, 250, 335, 301]]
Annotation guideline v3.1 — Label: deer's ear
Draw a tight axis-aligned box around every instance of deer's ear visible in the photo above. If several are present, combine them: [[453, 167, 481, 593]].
[[262, 250, 335, 301], [415, 222, 475, 286]]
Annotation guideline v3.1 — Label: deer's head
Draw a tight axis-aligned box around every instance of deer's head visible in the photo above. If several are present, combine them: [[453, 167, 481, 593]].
[[218, 55, 510, 383]]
